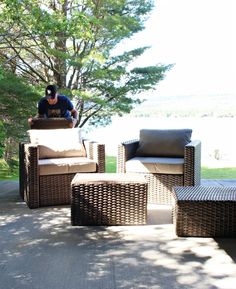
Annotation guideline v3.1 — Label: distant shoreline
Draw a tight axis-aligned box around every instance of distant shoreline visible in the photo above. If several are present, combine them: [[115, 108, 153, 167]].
[[130, 93, 236, 118], [87, 116, 236, 167]]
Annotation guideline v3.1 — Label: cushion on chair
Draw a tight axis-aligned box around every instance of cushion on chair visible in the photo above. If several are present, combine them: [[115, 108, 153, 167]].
[[28, 128, 81, 143], [126, 156, 184, 174], [136, 129, 192, 157], [38, 143, 86, 159], [28, 128, 86, 158], [38, 157, 97, 175]]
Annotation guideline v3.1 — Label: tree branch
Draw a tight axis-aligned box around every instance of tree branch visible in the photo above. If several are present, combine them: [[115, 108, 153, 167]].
[[79, 104, 103, 127], [5, 38, 47, 82]]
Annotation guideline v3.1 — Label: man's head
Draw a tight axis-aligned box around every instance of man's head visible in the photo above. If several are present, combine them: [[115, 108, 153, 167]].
[[45, 84, 57, 104]]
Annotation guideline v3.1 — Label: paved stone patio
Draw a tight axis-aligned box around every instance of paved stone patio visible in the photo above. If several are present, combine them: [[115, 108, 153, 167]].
[[0, 180, 236, 289]]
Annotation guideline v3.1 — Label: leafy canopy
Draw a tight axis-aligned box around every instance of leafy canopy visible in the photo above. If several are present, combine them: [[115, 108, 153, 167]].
[[0, 0, 172, 129]]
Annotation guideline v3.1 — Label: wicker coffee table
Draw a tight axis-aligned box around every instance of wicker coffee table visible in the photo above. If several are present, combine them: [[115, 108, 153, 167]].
[[71, 173, 148, 225], [173, 186, 236, 237]]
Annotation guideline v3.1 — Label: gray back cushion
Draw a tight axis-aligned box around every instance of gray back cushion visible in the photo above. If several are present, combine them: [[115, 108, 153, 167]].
[[136, 129, 192, 157]]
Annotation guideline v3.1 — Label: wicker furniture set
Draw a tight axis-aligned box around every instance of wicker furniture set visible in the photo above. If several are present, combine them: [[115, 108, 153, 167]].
[[19, 123, 236, 236], [71, 173, 147, 225], [173, 186, 236, 237], [19, 125, 105, 209], [117, 129, 201, 204]]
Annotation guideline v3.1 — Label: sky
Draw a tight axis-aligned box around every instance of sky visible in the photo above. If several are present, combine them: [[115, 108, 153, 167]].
[[89, 0, 236, 156], [88, 0, 236, 156], [118, 0, 236, 97]]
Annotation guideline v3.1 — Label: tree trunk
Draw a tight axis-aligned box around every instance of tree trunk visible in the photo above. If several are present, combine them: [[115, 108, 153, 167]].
[[53, 0, 68, 87], [54, 36, 67, 87]]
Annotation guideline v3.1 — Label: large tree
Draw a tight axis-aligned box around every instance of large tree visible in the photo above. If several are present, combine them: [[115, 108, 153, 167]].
[[0, 0, 172, 128], [0, 68, 40, 161]]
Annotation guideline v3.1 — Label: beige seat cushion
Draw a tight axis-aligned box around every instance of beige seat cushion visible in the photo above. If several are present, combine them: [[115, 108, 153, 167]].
[[71, 173, 147, 185], [38, 157, 97, 176], [126, 157, 184, 174], [38, 143, 86, 159]]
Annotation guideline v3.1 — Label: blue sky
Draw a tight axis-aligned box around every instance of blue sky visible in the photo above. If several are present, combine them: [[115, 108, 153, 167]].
[[118, 0, 236, 97]]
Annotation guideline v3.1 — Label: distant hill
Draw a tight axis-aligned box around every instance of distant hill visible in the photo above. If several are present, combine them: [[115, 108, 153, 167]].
[[131, 93, 236, 117]]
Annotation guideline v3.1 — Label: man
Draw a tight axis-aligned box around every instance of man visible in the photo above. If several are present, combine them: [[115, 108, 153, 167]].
[[29, 85, 78, 128]]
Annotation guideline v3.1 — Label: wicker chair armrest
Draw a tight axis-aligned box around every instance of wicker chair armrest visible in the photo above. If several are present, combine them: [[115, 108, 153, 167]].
[[117, 140, 139, 173], [23, 143, 40, 208], [19, 142, 27, 200], [184, 140, 201, 186], [83, 140, 105, 173]]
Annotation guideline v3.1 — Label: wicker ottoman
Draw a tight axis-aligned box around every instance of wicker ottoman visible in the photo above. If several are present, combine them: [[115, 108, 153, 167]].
[[172, 186, 236, 237], [71, 173, 148, 225]]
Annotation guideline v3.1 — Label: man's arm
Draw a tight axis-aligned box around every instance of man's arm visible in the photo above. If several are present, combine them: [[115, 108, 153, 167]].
[[28, 113, 45, 127], [70, 108, 78, 128]]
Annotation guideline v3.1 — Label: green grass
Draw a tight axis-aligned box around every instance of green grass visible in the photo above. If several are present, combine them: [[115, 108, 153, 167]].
[[106, 155, 116, 173], [201, 166, 236, 179], [0, 159, 19, 180], [1, 156, 235, 180]]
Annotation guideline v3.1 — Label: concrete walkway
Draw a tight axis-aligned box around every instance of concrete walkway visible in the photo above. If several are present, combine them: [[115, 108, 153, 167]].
[[1, 180, 236, 289]]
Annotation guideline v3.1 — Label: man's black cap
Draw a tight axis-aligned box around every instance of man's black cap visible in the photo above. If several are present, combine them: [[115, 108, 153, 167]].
[[45, 84, 57, 99]]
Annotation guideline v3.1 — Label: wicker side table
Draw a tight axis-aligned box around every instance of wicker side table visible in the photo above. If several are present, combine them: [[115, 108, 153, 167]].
[[71, 173, 148, 225], [173, 186, 236, 237]]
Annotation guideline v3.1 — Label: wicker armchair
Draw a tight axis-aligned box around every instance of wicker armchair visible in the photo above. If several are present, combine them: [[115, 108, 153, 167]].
[[117, 129, 201, 204], [19, 128, 105, 208]]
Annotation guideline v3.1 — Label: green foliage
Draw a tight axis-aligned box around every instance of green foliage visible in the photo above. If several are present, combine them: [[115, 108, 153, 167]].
[[0, 158, 19, 180], [0, 0, 171, 129], [0, 0, 173, 160], [0, 121, 6, 158], [0, 70, 41, 161], [0, 70, 40, 129]]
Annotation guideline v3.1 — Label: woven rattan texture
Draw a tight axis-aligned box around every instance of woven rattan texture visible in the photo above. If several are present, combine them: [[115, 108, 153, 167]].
[[71, 181, 147, 225], [184, 141, 201, 186], [40, 174, 75, 206], [146, 173, 183, 204], [30, 118, 71, 129], [173, 186, 236, 237], [19, 140, 105, 209], [117, 139, 201, 205], [25, 145, 40, 208], [19, 143, 25, 200]]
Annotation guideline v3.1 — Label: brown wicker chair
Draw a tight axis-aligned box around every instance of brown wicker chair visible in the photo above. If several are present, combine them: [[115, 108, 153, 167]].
[[117, 129, 201, 204], [19, 128, 105, 209]]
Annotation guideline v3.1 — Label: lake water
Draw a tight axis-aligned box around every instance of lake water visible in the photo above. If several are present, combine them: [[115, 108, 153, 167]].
[[85, 116, 236, 166]]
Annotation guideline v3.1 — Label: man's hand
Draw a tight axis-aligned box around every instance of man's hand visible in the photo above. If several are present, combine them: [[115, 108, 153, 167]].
[[68, 117, 77, 128], [71, 108, 78, 127], [72, 117, 77, 127], [71, 118, 77, 128], [28, 117, 33, 127]]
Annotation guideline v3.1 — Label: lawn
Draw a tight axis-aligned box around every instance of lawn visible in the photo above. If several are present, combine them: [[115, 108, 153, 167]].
[[0, 159, 19, 180], [1, 156, 236, 180], [201, 166, 236, 179], [105, 155, 116, 173]]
